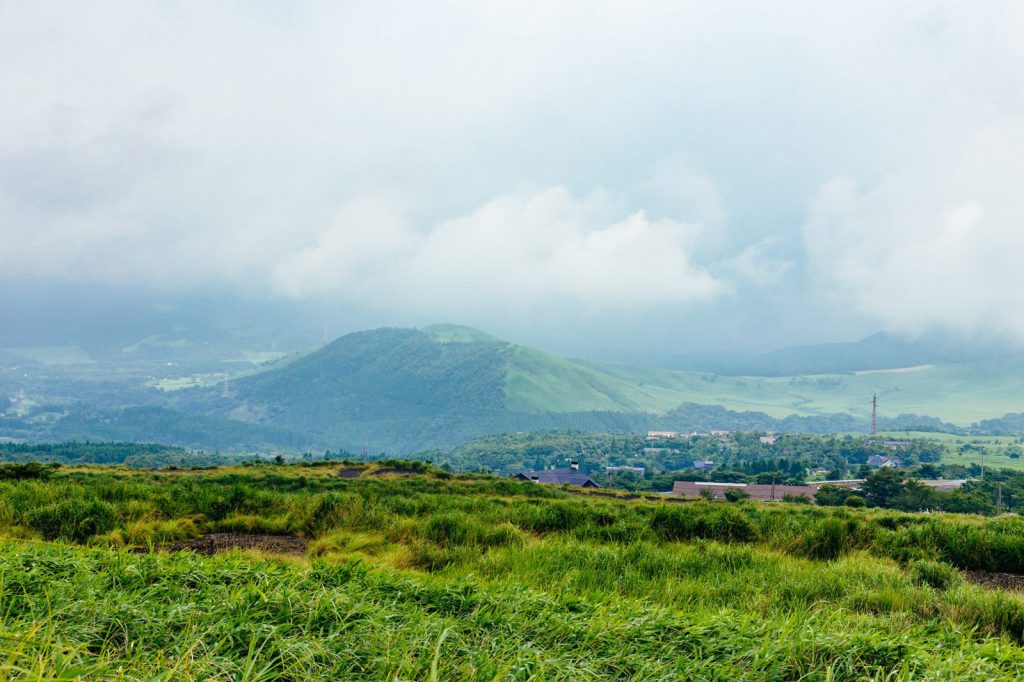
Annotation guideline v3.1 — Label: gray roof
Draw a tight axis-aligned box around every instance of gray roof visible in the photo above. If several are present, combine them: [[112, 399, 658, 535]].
[[517, 468, 601, 487]]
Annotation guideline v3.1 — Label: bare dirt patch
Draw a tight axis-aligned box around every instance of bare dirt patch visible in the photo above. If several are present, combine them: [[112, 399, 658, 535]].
[[965, 571, 1024, 591], [338, 468, 364, 478], [370, 467, 426, 476], [166, 533, 307, 556]]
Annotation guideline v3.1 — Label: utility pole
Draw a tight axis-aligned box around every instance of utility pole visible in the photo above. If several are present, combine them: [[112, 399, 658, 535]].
[[997, 482, 1003, 515]]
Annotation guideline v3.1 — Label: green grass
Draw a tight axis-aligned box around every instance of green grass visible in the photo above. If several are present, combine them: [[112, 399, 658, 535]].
[[225, 326, 1024, 432], [501, 337, 1024, 424], [5, 463, 1024, 678], [880, 431, 1024, 471]]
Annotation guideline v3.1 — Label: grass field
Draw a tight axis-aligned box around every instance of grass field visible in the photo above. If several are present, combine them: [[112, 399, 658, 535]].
[[4, 462, 1024, 678], [881, 431, 1024, 472], [506, 346, 1024, 425]]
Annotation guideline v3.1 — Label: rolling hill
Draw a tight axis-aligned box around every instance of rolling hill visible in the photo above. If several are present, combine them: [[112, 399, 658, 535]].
[[165, 324, 1024, 451]]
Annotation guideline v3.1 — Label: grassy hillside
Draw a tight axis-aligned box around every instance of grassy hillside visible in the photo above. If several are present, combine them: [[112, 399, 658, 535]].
[[6, 464, 1024, 678], [33, 323, 1002, 452], [231, 325, 1024, 426]]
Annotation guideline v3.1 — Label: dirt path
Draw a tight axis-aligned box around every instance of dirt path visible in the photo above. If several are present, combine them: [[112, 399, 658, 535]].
[[965, 571, 1024, 591], [165, 533, 307, 556]]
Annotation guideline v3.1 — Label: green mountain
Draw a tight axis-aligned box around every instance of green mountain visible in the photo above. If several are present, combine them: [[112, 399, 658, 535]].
[[12, 324, 1021, 452], [179, 324, 1024, 451]]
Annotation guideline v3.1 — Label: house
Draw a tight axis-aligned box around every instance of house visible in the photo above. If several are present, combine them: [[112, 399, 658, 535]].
[[692, 460, 714, 471], [711, 430, 731, 437], [646, 431, 680, 440], [867, 455, 901, 469], [643, 447, 680, 455], [759, 435, 777, 445], [516, 460, 601, 488], [606, 466, 646, 477]]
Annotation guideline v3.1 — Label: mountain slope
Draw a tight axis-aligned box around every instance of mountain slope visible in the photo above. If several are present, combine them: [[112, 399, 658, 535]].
[[652, 332, 1018, 376], [166, 325, 1024, 451]]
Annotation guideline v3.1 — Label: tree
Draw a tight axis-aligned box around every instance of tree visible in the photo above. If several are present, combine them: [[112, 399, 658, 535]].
[[815, 484, 855, 506], [861, 468, 905, 508], [724, 487, 750, 502]]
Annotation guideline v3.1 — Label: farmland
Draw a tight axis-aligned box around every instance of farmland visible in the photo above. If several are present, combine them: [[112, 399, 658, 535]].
[[4, 462, 1024, 678]]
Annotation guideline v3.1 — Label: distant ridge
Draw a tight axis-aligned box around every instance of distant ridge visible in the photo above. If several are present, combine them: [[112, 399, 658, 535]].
[[642, 332, 1018, 376]]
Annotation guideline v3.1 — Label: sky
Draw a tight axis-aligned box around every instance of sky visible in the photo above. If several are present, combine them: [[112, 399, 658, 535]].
[[2, 1, 1023, 358]]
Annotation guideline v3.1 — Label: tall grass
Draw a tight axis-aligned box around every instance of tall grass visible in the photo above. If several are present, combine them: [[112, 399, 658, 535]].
[[2, 464, 1024, 678]]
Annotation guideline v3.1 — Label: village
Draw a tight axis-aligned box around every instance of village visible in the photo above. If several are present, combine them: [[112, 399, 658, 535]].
[[515, 428, 966, 504]]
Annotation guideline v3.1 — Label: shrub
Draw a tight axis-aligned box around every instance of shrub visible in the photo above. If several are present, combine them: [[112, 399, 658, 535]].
[[910, 559, 961, 590], [845, 495, 867, 508], [724, 488, 750, 503], [650, 504, 756, 543], [25, 498, 117, 542], [0, 463, 59, 480], [801, 517, 852, 560]]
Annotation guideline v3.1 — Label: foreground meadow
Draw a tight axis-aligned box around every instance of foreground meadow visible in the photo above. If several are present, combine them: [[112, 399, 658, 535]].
[[3, 462, 1024, 679]]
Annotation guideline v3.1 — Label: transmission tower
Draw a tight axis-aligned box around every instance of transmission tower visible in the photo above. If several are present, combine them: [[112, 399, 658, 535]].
[[871, 393, 878, 437]]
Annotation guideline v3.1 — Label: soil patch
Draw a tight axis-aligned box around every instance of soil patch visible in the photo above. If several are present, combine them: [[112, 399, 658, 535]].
[[370, 467, 426, 476], [166, 533, 307, 556], [965, 571, 1024, 591], [338, 468, 364, 478]]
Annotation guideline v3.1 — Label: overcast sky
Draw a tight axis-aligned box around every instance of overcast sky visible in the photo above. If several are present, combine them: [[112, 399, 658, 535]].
[[2, 1, 1023, 356]]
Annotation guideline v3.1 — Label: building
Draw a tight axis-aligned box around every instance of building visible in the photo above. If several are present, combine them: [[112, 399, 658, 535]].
[[692, 460, 714, 471], [867, 455, 901, 469], [606, 466, 646, 477], [516, 460, 601, 488], [711, 430, 731, 437], [647, 431, 680, 439], [643, 447, 680, 455], [671, 478, 961, 503], [759, 435, 777, 445], [672, 479, 860, 502], [917, 479, 966, 492]]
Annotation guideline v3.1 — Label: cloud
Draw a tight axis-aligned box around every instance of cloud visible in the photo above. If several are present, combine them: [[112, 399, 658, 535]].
[[272, 186, 723, 317], [803, 120, 1024, 340], [2, 1, 1024, 350], [716, 239, 795, 289]]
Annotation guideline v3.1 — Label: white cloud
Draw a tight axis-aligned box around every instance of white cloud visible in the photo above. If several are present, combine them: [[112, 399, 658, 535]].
[[272, 186, 723, 316], [716, 239, 794, 289], [2, 1, 1024, 348], [804, 120, 1024, 340]]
